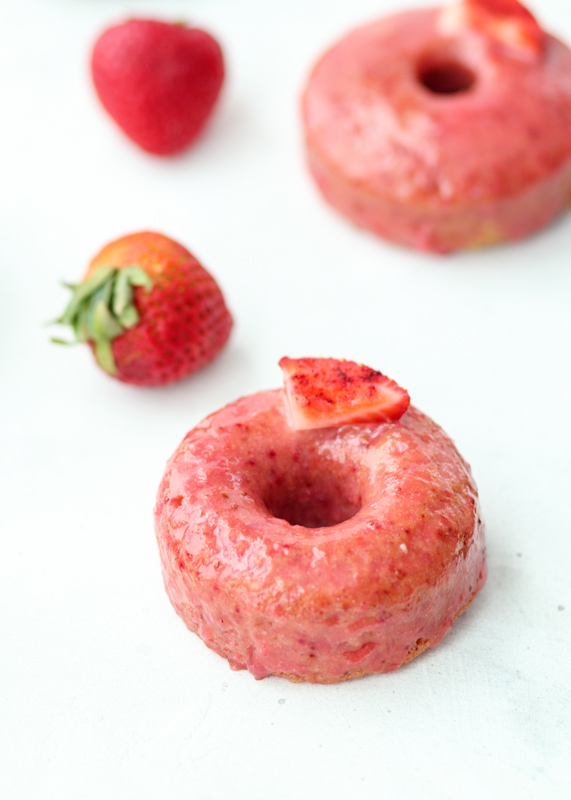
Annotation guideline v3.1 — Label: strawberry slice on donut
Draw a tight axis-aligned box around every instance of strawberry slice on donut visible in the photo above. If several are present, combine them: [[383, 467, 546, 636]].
[[439, 0, 545, 59], [279, 357, 410, 430]]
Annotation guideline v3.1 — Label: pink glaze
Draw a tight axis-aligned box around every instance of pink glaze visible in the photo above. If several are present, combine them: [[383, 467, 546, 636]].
[[154, 389, 486, 683], [302, 6, 571, 252]]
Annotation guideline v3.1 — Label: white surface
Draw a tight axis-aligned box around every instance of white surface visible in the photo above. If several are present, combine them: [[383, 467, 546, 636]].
[[1, 0, 570, 798]]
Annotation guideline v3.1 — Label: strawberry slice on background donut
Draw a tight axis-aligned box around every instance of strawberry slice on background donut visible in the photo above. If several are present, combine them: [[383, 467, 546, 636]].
[[439, 0, 545, 59], [279, 357, 410, 430]]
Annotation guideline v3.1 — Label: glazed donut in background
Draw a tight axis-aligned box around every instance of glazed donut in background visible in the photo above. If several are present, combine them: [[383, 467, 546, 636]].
[[302, 0, 571, 253], [154, 358, 486, 684]]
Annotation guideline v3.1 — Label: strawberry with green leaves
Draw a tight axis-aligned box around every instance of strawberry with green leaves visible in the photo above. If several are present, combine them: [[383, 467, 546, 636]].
[[53, 232, 232, 387]]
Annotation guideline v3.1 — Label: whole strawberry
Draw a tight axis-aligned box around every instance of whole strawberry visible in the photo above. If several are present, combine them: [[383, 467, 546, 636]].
[[53, 232, 232, 386], [91, 19, 224, 155]]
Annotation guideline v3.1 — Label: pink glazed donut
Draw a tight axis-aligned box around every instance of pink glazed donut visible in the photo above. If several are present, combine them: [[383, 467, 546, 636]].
[[154, 361, 486, 683], [302, 0, 571, 253]]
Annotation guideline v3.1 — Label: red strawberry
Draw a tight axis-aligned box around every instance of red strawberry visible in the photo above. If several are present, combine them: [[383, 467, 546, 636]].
[[91, 19, 224, 155], [53, 232, 232, 386], [279, 357, 410, 430], [439, 0, 545, 59]]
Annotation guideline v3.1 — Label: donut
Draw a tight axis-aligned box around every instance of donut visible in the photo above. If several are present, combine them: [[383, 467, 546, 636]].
[[302, 0, 571, 253], [154, 358, 486, 683]]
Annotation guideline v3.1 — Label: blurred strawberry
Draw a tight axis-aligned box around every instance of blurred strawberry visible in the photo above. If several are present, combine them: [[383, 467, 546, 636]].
[[53, 232, 232, 386], [91, 19, 224, 155], [439, 0, 545, 59]]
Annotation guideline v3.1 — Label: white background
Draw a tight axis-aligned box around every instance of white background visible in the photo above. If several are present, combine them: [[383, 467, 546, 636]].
[[1, 1, 570, 798]]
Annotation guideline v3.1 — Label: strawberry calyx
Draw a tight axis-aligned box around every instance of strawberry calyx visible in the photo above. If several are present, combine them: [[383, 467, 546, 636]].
[[279, 357, 410, 431], [52, 265, 153, 374]]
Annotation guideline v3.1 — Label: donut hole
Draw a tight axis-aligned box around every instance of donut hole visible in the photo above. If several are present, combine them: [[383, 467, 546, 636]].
[[262, 453, 362, 529], [417, 56, 476, 95]]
